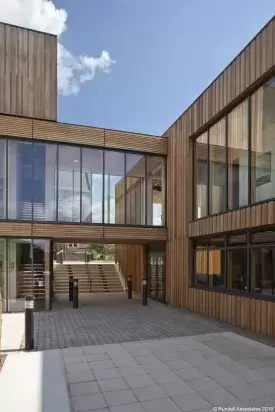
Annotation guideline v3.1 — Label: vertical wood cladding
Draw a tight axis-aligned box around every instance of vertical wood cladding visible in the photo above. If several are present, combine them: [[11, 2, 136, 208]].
[[115, 244, 145, 294], [166, 17, 275, 339], [0, 22, 57, 120]]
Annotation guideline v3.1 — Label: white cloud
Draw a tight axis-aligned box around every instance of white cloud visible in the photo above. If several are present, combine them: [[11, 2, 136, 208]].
[[0, 0, 115, 96]]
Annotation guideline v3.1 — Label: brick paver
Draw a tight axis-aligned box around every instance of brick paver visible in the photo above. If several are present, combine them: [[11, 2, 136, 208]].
[[20, 294, 275, 351], [62, 332, 275, 412]]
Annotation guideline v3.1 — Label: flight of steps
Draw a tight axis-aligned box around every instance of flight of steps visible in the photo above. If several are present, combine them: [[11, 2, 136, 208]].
[[17, 263, 45, 299], [54, 262, 124, 296]]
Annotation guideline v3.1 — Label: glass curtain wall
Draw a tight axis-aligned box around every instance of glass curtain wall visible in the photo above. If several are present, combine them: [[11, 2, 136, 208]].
[[193, 231, 275, 297], [193, 76, 275, 219], [58, 145, 81, 222], [0, 140, 6, 219], [146, 156, 166, 226], [8, 141, 57, 221], [251, 78, 275, 203], [194, 132, 208, 219], [209, 119, 226, 215], [82, 148, 103, 223], [1, 136, 166, 226], [104, 151, 125, 224], [126, 154, 145, 225], [228, 100, 249, 209]]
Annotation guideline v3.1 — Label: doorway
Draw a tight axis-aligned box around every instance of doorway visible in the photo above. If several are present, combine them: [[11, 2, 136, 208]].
[[147, 244, 165, 303]]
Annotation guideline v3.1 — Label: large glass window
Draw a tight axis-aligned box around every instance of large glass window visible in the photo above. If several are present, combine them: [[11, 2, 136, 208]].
[[250, 247, 275, 295], [3, 136, 166, 226], [8, 140, 33, 220], [194, 132, 208, 218], [0, 140, 6, 219], [33, 142, 57, 221], [194, 249, 208, 286], [8, 140, 57, 221], [82, 148, 103, 223], [58, 145, 81, 222], [227, 248, 247, 291], [209, 249, 225, 288], [193, 76, 275, 219], [209, 119, 226, 214], [228, 100, 249, 209], [146, 156, 165, 226], [104, 151, 125, 224], [126, 154, 145, 225], [251, 79, 275, 203]]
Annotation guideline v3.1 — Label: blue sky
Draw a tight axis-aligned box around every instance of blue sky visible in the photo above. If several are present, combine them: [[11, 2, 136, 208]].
[[54, 0, 275, 136]]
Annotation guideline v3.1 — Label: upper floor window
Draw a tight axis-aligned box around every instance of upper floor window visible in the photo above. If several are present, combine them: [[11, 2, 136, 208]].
[[193, 76, 275, 219]]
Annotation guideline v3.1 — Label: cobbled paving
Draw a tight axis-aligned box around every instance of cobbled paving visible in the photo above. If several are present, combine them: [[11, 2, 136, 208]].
[[20, 294, 275, 351]]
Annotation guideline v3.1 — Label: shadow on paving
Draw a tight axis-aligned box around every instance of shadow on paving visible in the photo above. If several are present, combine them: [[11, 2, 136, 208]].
[[20, 294, 275, 351]]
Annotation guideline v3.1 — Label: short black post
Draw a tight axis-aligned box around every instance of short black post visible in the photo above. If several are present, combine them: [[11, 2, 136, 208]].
[[25, 296, 34, 351], [142, 280, 147, 306], [69, 275, 73, 301], [127, 277, 132, 299], [73, 279, 79, 309]]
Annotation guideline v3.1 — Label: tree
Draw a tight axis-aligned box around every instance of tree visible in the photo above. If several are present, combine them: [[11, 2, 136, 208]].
[[89, 244, 106, 260]]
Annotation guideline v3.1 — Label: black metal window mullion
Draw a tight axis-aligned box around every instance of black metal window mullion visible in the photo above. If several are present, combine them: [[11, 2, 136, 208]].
[[225, 115, 229, 211], [102, 136, 105, 225], [192, 138, 196, 220], [56, 145, 59, 222], [225, 235, 228, 288], [247, 232, 251, 292], [145, 156, 148, 226], [207, 130, 210, 216], [124, 152, 127, 225], [248, 95, 252, 206], [5, 138, 8, 220], [80, 148, 83, 223]]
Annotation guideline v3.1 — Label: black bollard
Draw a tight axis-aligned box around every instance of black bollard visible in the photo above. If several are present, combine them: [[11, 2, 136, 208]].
[[25, 296, 34, 351], [69, 276, 73, 301], [73, 279, 79, 309], [142, 280, 147, 306], [127, 277, 132, 299]]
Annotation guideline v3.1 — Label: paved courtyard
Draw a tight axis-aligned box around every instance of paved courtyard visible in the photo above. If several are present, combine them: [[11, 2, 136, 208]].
[[2, 294, 275, 411], [25, 294, 235, 351], [19, 294, 275, 351], [62, 332, 275, 412]]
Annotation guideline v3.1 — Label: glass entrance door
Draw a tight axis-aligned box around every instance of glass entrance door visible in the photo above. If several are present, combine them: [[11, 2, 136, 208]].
[[0, 239, 7, 311], [147, 244, 165, 303], [1, 238, 51, 312]]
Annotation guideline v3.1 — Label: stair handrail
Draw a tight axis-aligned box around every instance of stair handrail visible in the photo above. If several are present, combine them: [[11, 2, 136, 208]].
[[115, 261, 127, 292]]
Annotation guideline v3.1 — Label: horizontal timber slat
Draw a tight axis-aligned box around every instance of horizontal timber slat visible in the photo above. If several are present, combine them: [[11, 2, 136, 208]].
[[188, 201, 275, 237], [0, 114, 167, 156], [0, 222, 167, 244]]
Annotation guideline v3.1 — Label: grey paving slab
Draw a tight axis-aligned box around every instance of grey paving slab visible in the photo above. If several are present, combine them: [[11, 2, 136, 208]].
[[93, 367, 122, 380], [103, 389, 137, 407], [111, 404, 146, 412], [67, 370, 96, 384], [184, 376, 222, 392], [118, 365, 145, 377], [98, 377, 129, 392], [71, 393, 107, 411], [198, 387, 240, 406], [142, 398, 182, 412], [133, 385, 167, 401], [171, 392, 212, 411], [125, 373, 156, 388], [61, 333, 275, 412], [69, 381, 100, 397], [159, 381, 195, 396]]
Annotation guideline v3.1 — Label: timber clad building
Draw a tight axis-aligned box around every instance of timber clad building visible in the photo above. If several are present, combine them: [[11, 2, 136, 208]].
[[1, 18, 275, 338]]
